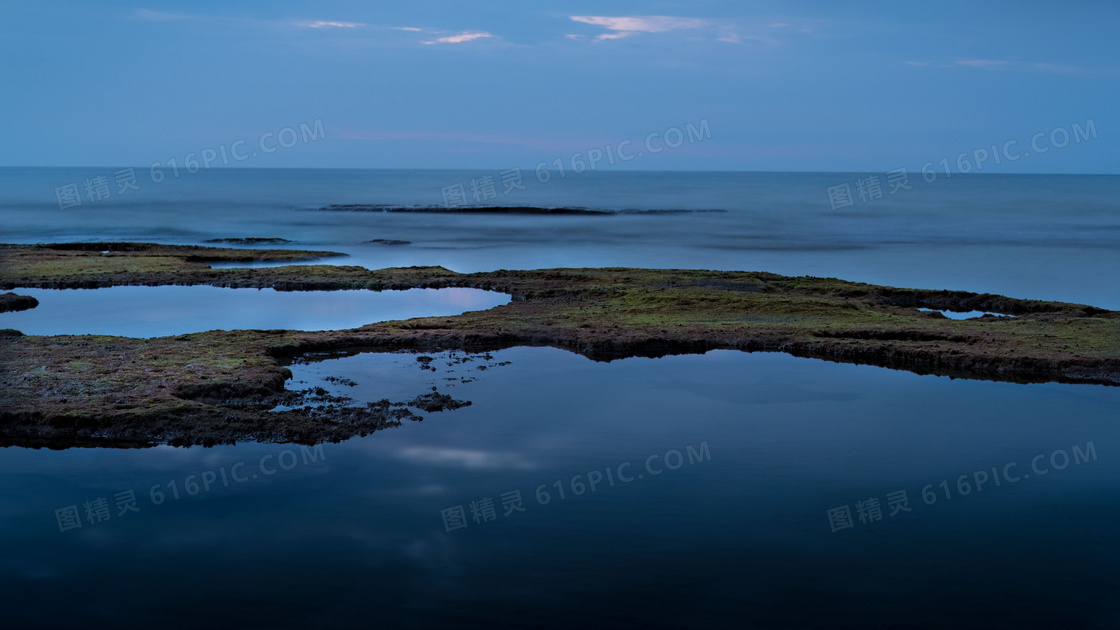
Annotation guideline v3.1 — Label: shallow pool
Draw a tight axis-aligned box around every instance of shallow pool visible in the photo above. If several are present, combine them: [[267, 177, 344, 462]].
[[0, 286, 510, 337], [916, 307, 1017, 320]]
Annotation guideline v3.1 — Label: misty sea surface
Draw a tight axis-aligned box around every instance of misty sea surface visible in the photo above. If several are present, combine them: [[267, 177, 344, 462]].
[[2, 167, 1119, 308], [2, 168, 1119, 627]]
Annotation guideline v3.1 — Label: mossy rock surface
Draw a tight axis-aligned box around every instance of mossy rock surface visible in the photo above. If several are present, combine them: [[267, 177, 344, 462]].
[[1, 243, 1117, 447]]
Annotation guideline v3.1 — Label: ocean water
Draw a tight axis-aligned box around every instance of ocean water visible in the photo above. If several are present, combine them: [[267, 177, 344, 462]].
[[2, 168, 1119, 627], [2, 167, 1118, 308]]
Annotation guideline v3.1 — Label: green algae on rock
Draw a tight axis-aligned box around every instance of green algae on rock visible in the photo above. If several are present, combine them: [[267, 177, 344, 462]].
[[0, 242, 344, 290]]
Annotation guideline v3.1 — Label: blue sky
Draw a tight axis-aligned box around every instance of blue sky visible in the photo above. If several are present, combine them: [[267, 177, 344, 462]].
[[1, 1, 1115, 172]]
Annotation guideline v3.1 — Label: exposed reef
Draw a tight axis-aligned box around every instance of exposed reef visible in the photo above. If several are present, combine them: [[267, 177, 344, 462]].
[[204, 237, 292, 244], [1, 242, 1117, 447], [316, 204, 725, 215], [0, 292, 38, 313], [364, 239, 412, 246]]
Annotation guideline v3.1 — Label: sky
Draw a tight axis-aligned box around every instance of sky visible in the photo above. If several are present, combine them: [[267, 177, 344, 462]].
[[0, 1, 1116, 173]]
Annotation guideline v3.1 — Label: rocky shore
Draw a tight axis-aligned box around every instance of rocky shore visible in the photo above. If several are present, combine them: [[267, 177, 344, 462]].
[[2, 242, 1117, 447]]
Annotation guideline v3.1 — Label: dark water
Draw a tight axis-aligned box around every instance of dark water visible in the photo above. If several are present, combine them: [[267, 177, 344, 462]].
[[2, 349, 1117, 628], [1, 169, 1118, 627]]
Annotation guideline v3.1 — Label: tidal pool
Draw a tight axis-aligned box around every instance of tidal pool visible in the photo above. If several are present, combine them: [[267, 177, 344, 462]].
[[0, 286, 509, 337], [2, 347, 1117, 627], [916, 307, 1017, 320]]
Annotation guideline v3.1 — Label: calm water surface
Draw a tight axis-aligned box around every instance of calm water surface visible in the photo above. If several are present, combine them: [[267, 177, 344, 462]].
[[0, 286, 509, 337], [2, 168, 1118, 308], [2, 348, 1117, 628]]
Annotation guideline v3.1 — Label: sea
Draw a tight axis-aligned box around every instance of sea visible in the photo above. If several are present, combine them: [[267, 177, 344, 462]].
[[1, 168, 1119, 628], [2, 168, 1118, 307]]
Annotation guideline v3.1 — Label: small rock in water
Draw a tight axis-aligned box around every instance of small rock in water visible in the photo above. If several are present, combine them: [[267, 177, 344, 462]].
[[365, 239, 411, 246]]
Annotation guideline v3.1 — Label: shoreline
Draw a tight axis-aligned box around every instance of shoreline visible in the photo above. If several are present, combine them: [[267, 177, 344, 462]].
[[2, 242, 1117, 448]]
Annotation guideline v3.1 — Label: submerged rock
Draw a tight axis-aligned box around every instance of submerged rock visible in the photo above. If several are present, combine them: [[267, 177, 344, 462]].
[[204, 238, 292, 244], [365, 239, 411, 246]]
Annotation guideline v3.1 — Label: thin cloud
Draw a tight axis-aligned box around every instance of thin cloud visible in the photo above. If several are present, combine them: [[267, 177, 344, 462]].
[[134, 9, 203, 22], [950, 58, 1108, 76], [570, 15, 710, 41], [1030, 62, 1102, 77], [297, 20, 365, 29], [956, 59, 1014, 70], [421, 30, 493, 45], [136, 9, 368, 32]]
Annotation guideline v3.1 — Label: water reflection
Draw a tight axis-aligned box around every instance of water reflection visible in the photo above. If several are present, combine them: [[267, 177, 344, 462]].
[[1, 348, 1118, 627], [0, 286, 509, 337], [917, 307, 1017, 320]]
